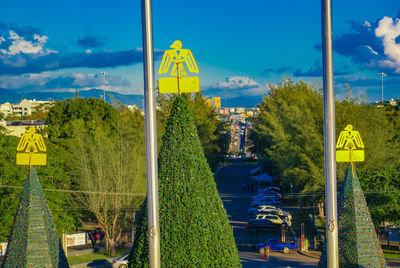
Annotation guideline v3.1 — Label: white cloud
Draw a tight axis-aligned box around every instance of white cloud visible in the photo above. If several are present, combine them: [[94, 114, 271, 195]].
[[363, 20, 371, 28], [0, 36, 5, 44], [210, 76, 260, 90], [375, 16, 400, 73], [365, 45, 378, 55], [33, 34, 48, 44], [204, 76, 268, 98], [0, 30, 57, 55]]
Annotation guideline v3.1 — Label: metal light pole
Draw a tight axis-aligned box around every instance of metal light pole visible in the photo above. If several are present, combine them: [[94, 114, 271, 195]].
[[100, 71, 107, 102], [141, 0, 160, 267], [321, 0, 339, 267], [379, 72, 386, 104]]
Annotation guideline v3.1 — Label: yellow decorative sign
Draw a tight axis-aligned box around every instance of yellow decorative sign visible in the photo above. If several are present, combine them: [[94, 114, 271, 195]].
[[158, 40, 199, 94], [16, 127, 47, 166], [336, 124, 364, 162]]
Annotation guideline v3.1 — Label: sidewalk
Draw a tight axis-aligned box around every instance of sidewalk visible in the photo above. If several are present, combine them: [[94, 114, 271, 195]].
[[70, 257, 114, 268], [297, 250, 321, 259]]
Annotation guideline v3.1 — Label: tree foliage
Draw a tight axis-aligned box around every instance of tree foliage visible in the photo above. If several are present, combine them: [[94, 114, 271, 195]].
[[251, 80, 324, 192], [46, 98, 119, 143], [45, 98, 146, 255], [68, 107, 146, 255], [129, 97, 240, 267], [250, 79, 400, 224], [358, 168, 400, 226]]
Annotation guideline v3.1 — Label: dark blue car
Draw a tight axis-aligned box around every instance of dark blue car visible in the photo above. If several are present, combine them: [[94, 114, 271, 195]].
[[255, 238, 297, 254]]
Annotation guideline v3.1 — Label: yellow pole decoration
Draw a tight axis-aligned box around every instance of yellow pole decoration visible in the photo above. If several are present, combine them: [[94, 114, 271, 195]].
[[158, 40, 200, 94], [16, 127, 47, 166], [336, 124, 364, 163]]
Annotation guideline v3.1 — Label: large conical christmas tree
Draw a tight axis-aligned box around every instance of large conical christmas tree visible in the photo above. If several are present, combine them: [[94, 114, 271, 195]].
[[129, 97, 240, 267], [2, 168, 68, 268], [318, 165, 387, 267]]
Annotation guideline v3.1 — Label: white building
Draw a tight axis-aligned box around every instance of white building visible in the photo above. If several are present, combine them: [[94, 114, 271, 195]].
[[0, 102, 12, 116], [235, 107, 246, 113], [0, 99, 52, 117]]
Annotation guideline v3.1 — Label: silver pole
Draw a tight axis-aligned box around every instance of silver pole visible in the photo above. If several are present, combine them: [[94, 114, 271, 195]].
[[382, 75, 383, 104], [100, 71, 107, 102], [141, 0, 160, 267], [321, 0, 338, 267], [379, 72, 386, 104]]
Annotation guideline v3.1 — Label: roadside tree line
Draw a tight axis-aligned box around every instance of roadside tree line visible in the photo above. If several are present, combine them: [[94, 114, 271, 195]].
[[250, 79, 400, 226]]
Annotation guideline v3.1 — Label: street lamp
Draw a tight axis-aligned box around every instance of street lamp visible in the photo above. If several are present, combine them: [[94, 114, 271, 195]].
[[99, 71, 107, 102], [379, 72, 386, 104]]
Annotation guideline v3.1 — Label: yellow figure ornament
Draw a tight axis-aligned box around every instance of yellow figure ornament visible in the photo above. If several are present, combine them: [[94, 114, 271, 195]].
[[336, 124, 364, 162], [16, 127, 47, 166], [158, 40, 200, 94]]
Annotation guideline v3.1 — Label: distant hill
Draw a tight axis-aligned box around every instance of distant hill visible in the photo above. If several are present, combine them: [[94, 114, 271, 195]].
[[223, 95, 265, 108], [0, 88, 264, 109], [0, 88, 20, 103], [0, 88, 144, 108]]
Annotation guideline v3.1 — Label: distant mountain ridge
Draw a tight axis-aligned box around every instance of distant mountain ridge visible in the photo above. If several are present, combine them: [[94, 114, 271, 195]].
[[0, 88, 144, 108], [0, 88, 264, 108], [222, 95, 264, 108]]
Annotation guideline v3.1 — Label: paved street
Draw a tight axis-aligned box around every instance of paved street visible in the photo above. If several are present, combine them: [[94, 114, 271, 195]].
[[216, 165, 319, 268]]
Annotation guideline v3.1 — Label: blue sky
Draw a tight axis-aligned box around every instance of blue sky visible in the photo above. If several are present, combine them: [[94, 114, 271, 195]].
[[0, 0, 400, 103]]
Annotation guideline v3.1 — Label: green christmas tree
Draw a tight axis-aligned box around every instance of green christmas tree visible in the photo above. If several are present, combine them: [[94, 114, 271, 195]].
[[129, 96, 240, 267], [318, 165, 387, 267], [2, 168, 68, 268]]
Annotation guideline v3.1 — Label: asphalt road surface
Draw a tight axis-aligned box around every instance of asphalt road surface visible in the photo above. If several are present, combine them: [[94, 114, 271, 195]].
[[216, 165, 319, 268]]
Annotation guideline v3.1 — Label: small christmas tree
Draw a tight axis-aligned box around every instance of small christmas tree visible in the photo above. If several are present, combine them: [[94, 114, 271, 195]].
[[318, 165, 387, 267], [129, 97, 240, 267], [2, 168, 68, 267]]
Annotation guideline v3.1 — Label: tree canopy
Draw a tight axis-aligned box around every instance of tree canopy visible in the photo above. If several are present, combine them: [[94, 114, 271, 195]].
[[250, 79, 400, 225], [45, 97, 146, 255]]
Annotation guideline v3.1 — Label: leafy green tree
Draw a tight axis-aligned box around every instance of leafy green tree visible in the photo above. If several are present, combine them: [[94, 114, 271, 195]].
[[45, 98, 119, 143], [68, 107, 146, 255], [250, 79, 400, 223], [250, 80, 324, 192], [251, 79, 399, 193], [45, 98, 147, 255], [129, 97, 240, 267], [358, 168, 400, 226], [0, 134, 25, 241]]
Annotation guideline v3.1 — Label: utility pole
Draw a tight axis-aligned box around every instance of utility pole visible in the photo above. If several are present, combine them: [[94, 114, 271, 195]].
[[100, 71, 107, 102], [321, 0, 339, 267], [379, 72, 386, 104], [141, 0, 160, 267]]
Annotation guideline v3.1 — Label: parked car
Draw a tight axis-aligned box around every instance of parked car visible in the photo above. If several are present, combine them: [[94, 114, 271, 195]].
[[254, 214, 290, 226], [255, 238, 297, 254], [260, 212, 291, 226], [250, 197, 280, 207], [112, 255, 128, 268], [246, 218, 278, 229], [248, 205, 280, 214], [257, 207, 292, 218]]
